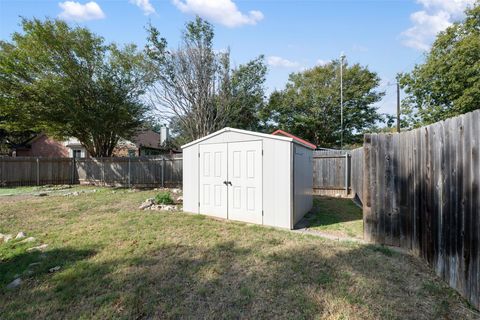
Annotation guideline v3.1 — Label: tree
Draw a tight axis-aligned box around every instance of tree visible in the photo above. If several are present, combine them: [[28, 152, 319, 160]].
[[146, 17, 267, 141], [260, 60, 384, 148], [0, 18, 153, 157], [398, 4, 480, 127], [226, 56, 267, 131]]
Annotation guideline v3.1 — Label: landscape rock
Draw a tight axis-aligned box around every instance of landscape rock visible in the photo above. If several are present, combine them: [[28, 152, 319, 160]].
[[28, 262, 41, 267], [15, 231, 26, 239], [170, 188, 182, 195], [6, 278, 22, 289], [150, 204, 178, 212], [26, 244, 48, 252], [20, 236, 36, 243], [2, 234, 13, 243], [36, 192, 48, 197], [49, 266, 61, 273], [139, 198, 154, 210], [176, 196, 183, 202]]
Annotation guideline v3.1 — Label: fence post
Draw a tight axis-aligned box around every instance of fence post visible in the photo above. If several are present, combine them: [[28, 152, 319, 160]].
[[128, 157, 131, 188], [71, 157, 75, 185], [102, 158, 105, 186], [363, 134, 372, 242], [345, 153, 349, 195], [161, 157, 165, 188], [36, 157, 40, 186]]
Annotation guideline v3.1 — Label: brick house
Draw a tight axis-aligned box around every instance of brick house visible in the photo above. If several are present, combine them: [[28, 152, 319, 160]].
[[13, 127, 171, 158]]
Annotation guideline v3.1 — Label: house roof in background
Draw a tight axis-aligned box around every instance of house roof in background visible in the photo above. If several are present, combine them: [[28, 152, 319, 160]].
[[271, 129, 317, 149]]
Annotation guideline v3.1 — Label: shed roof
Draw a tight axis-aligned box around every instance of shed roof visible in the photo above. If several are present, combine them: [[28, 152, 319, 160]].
[[271, 129, 317, 149], [181, 127, 315, 150]]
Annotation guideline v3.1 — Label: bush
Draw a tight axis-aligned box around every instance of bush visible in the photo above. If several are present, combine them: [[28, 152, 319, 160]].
[[155, 191, 174, 205]]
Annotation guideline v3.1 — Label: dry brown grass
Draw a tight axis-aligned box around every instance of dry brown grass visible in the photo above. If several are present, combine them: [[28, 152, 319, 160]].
[[0, 187, 478, 319]]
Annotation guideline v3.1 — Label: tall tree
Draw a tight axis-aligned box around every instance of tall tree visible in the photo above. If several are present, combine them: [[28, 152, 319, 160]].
[[146, 17, 267, 141], [260, 60, 384, 147], [0, 18, 153, 157], [398, 4, 480, 127], [226, 56, 267, 131]]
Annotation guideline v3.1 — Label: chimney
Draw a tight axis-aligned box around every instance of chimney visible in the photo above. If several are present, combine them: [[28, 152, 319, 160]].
[[160, 125, 169, 145]]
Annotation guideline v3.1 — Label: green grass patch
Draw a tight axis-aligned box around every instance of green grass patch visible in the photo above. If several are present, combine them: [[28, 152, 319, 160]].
[[305, 196, 364, 239], [0, 189, 477, 319]]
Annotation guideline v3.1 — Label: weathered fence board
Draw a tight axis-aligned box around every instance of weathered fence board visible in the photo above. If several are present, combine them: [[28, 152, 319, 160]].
[[0, 156, 182, 188], [350, 148, 364, 203], [363, 109, 480, 309]]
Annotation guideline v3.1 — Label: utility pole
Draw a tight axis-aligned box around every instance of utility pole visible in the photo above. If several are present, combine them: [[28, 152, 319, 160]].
[[396, 82, 401, 133], [340, 53, 345, 149]]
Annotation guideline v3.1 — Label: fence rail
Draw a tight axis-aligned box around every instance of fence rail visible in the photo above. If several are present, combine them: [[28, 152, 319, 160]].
[[363, 109, 480, 309], [0, 156, 182, 188]]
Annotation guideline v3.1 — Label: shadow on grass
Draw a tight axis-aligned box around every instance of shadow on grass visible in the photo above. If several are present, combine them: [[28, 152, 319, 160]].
[[1, 240, 477, 319], [0, 247, 96, 289], [304, 196, 363, 227]]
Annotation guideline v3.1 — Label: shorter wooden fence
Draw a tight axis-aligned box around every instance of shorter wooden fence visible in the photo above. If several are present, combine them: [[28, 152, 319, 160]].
[[312, 148, 364, 201], [0, 156, 182, 187]]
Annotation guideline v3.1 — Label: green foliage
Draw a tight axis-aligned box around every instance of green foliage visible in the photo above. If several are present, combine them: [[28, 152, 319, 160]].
[[226, 55, 268, 131], [155, 191, 174, 205], [0, 18, 154, 157], [260, 60, 384, 147], [399, 4, 480, 127]]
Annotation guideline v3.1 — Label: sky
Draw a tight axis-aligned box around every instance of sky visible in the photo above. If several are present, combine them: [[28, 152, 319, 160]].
[[0, 0, 476, 116]]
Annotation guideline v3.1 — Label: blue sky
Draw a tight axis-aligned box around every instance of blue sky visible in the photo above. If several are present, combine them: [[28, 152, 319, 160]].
[[0, 0, 475, 115]]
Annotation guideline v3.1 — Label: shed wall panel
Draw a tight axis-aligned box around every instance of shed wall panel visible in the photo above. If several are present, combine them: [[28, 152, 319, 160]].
[[182, 144, 199, 213], [293, 144, 313, 225]]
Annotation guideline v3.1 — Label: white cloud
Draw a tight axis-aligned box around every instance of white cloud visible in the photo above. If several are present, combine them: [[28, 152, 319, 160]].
[[267, 56, 299, 68], [58, 1, 105, 21], [316, 59, 330, 66], [401, 0, 475, 51], [172, 0, 264, 28], [130, 0, 156, 15]]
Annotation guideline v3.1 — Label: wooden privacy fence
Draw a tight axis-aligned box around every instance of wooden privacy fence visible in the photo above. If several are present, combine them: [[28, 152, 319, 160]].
[[312, 149, 364, 201], [0, 156, 182, 188], [363, 109, 479, 309]]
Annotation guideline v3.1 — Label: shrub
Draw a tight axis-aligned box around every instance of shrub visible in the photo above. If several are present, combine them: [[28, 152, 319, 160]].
[[155, 191, 174, 205]]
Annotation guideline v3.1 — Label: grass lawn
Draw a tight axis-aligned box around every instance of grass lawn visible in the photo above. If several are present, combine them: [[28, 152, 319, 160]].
[[304, 196, 364, 239], [0, 188, 478, 319]]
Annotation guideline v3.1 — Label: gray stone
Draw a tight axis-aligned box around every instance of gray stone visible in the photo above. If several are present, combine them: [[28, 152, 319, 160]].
[[20, 236, 36, 243], [170, 188, 182, 194], [6, 278, 21, 289], [49, 266, 61, 273], [26, 244, 48, 252], [28, 262, 41, 267], [176, 196, 183, 202], [3, 234, 13, 243], [156, 204, 177, 212], [139, 198, 154, 210], [15, 231, 26, 239]]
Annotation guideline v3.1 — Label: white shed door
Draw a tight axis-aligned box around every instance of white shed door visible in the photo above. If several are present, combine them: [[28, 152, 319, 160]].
[[227, 141, 263, 224], [199, 144, 228, 218]]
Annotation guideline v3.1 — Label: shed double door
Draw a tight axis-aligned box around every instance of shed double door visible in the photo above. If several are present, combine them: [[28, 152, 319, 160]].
[[199, 141, 262, 224]]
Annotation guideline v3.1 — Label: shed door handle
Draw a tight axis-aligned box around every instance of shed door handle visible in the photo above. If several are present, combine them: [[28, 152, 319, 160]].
[[223, 181, 232, 186]]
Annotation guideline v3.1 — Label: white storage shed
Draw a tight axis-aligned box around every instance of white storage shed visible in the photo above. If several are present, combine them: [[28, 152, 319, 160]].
[[182, 127, 314, 229]]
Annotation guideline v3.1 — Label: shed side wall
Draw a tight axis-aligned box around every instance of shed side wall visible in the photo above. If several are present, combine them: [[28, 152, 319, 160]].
[[293, 144, 313, 225], [182, 144, 199, 213]]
